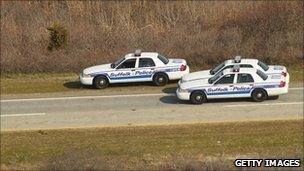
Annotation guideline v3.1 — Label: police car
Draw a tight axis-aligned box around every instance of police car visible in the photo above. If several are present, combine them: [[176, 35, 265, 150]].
[[176, 65, 289, 104], [181, 56, 289, 83], [80, 49, 189, 88]]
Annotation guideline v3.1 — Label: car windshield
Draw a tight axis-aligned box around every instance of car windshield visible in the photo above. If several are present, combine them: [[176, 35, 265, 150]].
[[111, 57, 125, 68], [157, 54, 169, 64], [210, 62, 225, 75], [257, 60, 269, 71], [256, 69, 268, 80], [208, 71, 223, 84]]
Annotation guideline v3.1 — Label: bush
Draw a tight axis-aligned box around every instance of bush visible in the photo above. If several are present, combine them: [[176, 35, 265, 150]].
[[47, 23, 68, 51]]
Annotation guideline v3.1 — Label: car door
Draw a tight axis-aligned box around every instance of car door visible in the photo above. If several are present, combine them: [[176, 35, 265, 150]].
[[135, 57, 156, 81], [109, 58, 137, 83], [206, 74, 236, 99], [233, 73, 255, 97]]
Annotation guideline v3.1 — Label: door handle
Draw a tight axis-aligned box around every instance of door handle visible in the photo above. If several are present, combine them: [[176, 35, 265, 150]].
[[150, 68, 155, 70], [131, 69, 135, 71], [229, 85, 234, 87]]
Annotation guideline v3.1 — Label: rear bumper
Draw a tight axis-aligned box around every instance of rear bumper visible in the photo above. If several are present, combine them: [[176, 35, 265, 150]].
[[267, 84, 289, 96], [168, 66, 190, 80]]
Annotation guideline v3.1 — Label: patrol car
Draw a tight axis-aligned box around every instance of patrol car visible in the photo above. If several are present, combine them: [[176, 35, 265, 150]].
[[80, 49, 189, 88], [176, 66, 289, 104], [181, 56, 289, 84]]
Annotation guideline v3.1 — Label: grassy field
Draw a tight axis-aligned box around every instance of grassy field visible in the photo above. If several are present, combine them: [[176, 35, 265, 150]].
[[0, 66, 302, 95], [1, 120, 303, 170]]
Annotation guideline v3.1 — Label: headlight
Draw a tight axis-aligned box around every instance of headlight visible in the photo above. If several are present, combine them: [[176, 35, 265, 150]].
[[178, 88, 188, 93], [81, 71, 91, 78]]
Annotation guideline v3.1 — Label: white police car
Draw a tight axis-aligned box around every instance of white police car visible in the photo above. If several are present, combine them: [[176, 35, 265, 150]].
[[80, 49, 189, 88], [181, 56, 289, 83], [176, 65, 289, 104]]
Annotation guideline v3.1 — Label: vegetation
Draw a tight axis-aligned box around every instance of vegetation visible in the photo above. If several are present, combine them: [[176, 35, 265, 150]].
[[1, 1, 303, 73], [1, 120, 303, 170], [47, 23, 68, 51]]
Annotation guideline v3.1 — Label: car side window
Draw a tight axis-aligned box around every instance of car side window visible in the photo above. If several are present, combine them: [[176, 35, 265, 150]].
[[219, 65, 233, 72], [240, 64, 253, 68], [117, 58, 136, 69], [215, 74, 235, 84], [237, 73, 254, 83], [139, 58, 155, 67]]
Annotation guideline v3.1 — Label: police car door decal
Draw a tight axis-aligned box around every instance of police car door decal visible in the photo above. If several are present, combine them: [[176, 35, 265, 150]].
[[109, 58, 137, 81], [207, 74, 235, 96], [135, 58, 155, 80], [233, 73, 254, 95]]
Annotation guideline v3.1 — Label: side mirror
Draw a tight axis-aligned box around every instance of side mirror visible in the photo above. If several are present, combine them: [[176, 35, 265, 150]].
[[110, 63, 115, 69]]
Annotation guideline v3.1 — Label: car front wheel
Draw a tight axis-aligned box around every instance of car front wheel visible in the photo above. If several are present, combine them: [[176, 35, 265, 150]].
[[93, 76, 109, 89], [190, 91, 207, 104]]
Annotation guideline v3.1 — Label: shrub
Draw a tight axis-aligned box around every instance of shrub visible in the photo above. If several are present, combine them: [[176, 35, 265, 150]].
[[47, 23, 68, 51]]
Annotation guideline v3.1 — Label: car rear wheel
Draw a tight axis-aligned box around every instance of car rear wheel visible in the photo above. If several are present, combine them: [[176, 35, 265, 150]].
[[251, 89, 267, 102], [93, 76, 109, 89], [190, 91, 207, 104], [153, 73, 168, 86]]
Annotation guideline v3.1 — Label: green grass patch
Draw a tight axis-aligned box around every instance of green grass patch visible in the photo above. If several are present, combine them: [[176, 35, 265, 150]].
[[1, 120, 303, 170]]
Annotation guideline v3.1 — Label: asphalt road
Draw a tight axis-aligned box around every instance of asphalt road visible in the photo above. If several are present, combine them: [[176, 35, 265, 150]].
[[1, 87, 303, 131]]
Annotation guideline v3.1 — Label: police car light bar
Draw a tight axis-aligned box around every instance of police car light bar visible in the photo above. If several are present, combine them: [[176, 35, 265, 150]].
[[134, 49, 141, 57], [234, 55, 241, 63], [233, 65, 240, 72]]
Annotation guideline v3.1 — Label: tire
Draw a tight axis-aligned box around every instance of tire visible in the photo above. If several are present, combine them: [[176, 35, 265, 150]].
[[93, 76, 109, 89], [153, 73, 168, 86], [268, 95, 279, 100], [190, 91, 207, 104], [251, 89, 267, 102]]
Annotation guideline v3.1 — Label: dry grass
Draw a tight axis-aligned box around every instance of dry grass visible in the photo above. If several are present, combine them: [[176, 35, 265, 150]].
[[1, 1, 303, 73], [1, 120, 303, 170]]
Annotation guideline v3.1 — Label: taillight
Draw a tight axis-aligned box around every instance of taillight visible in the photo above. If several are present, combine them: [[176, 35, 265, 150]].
[[279, 81, 286, 87], [281, 71, 287, 77], [180, 64, 187, 71]]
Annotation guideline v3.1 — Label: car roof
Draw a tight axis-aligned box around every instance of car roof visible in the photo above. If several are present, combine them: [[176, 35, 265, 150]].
[[225, 58, 259, 65], [125, 52, 159, 59], [222, 67, 258, 75]]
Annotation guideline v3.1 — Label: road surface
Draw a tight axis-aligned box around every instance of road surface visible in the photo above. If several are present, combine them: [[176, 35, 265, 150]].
[[1, 87, 303, 131]]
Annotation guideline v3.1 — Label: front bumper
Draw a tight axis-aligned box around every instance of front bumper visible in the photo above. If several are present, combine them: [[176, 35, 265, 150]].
[[176, 88, 191, 100], [79, 74, 94, 85]]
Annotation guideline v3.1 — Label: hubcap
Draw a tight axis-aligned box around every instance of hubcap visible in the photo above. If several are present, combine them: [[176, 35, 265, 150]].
[[158, 77, 164, 82], [195, 95, 202, 101], [257, 93, 263, 98]]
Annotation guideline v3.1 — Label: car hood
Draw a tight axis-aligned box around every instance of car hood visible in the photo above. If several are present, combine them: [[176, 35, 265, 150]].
[[179, 78, 210, 90], [181, 70, 211, 82], [83, 63, 112, 74]]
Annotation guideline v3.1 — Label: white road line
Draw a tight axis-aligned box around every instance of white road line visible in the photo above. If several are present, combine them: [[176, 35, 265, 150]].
[[224, 102, 303, 108], [1, 113, 46, 117], [1, 93, 173, 102]]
